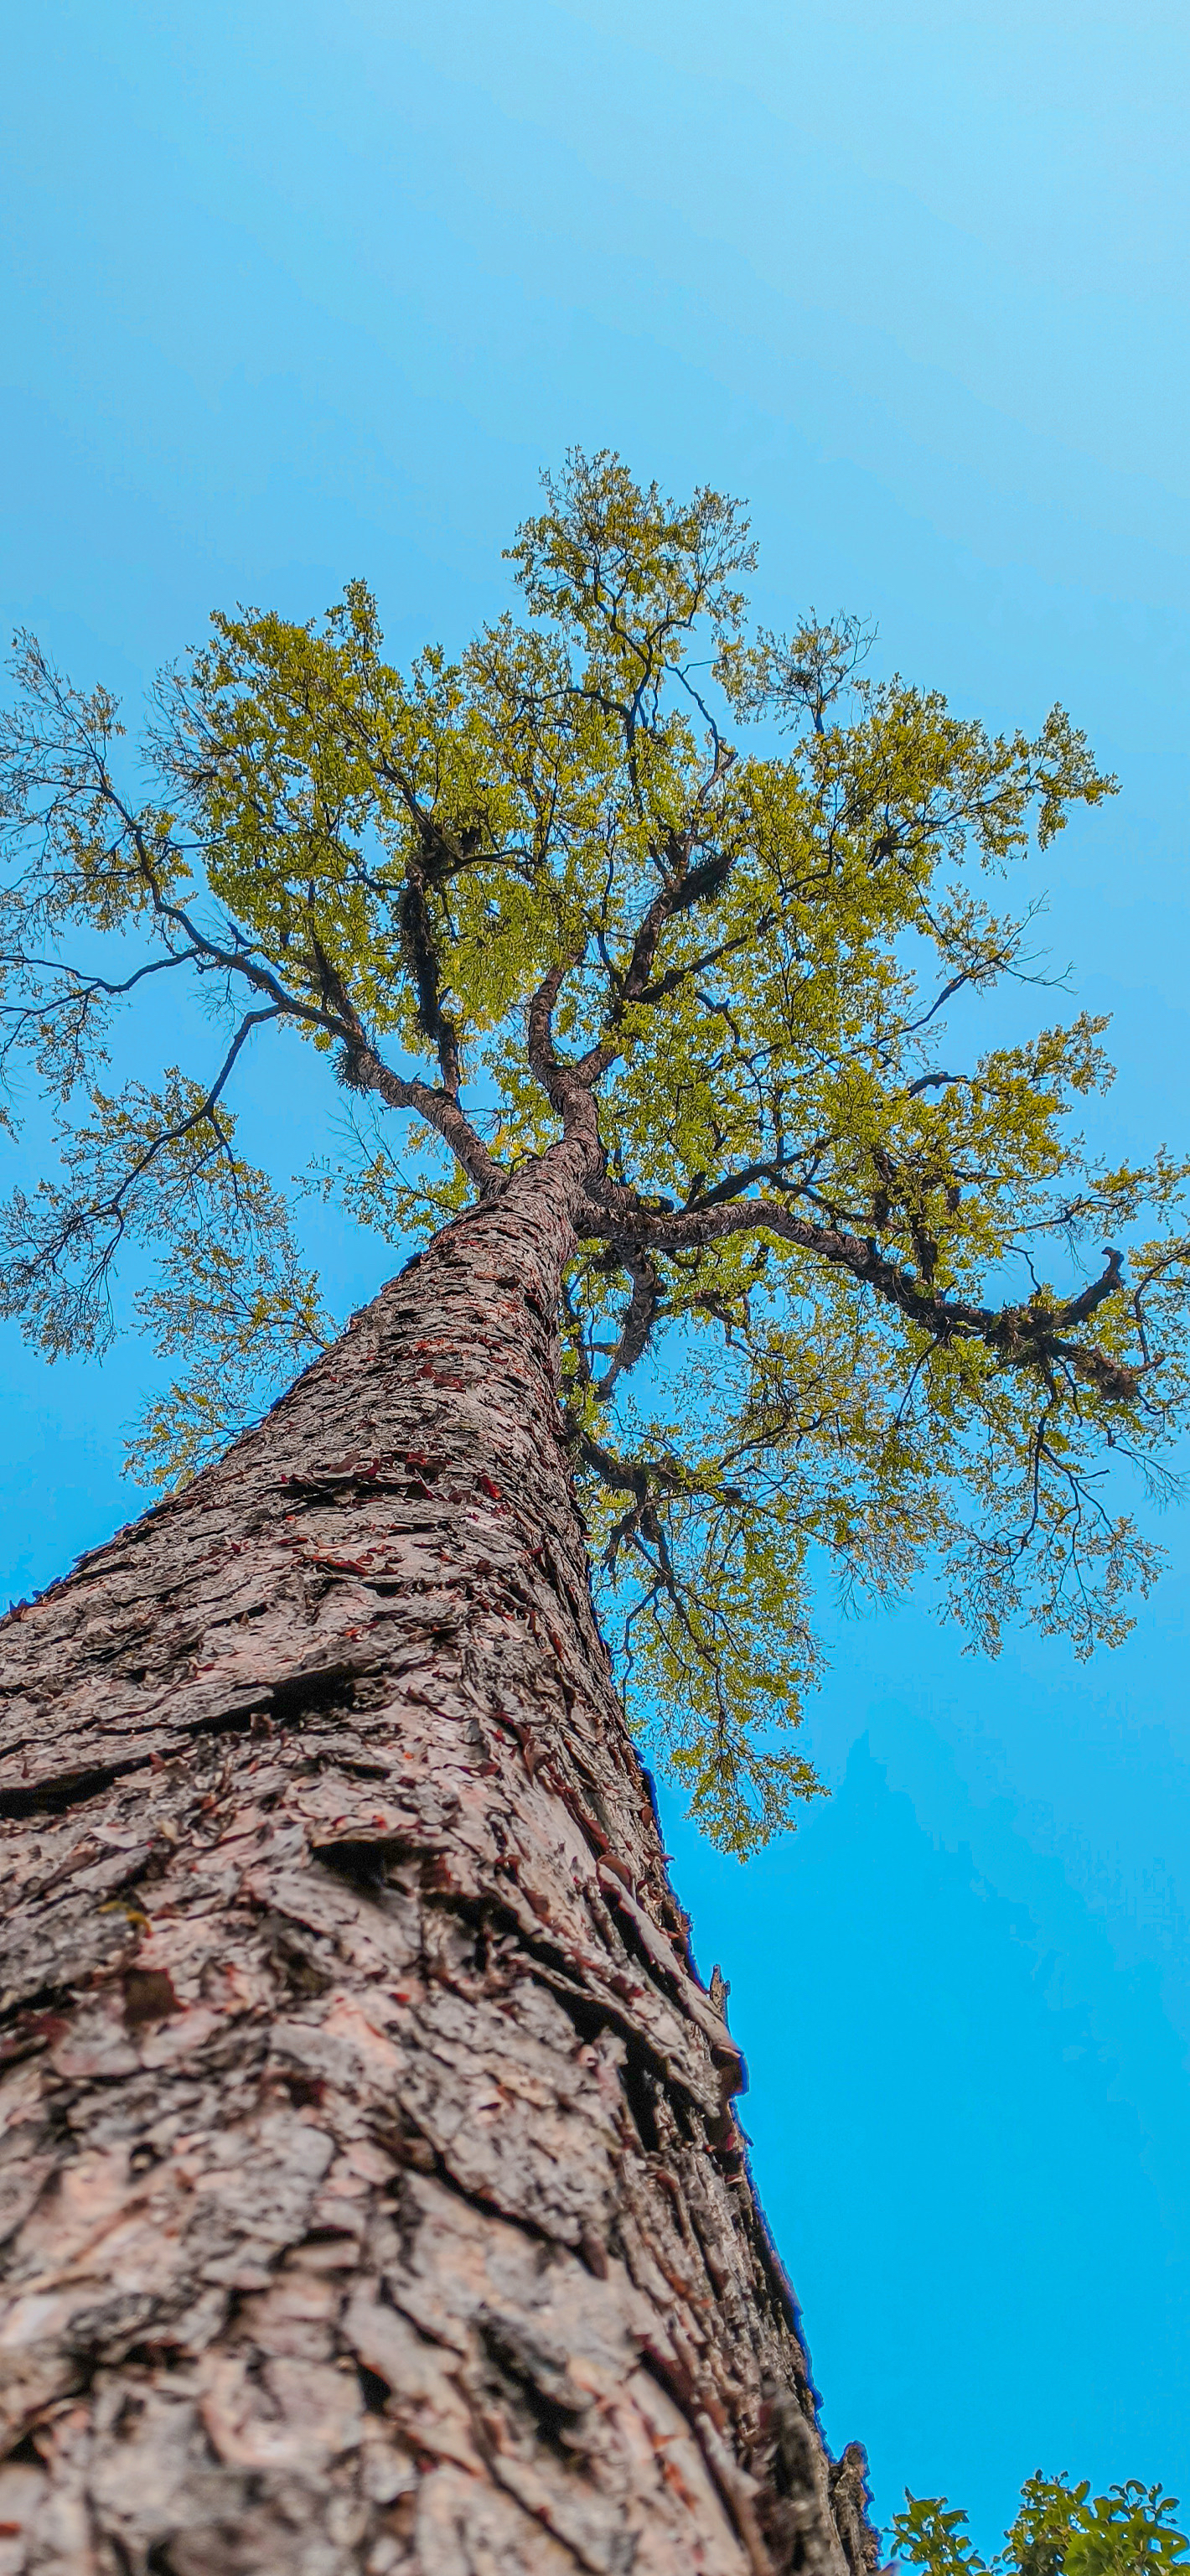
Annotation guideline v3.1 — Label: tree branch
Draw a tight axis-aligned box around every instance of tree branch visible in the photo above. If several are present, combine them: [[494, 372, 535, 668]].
[[340, 1039, 504, 1199], [1057, 1244, 1124, 1326], [525, 959, 608, 1155], [139, 882, 500, 1198], [595, 1246, 662, 1396], [585, 1194, 1140, 1402], [397, 858, 463, 1096]]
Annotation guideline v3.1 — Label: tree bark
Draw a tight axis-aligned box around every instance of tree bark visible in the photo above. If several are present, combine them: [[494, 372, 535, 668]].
[[0, 1144, 877, 2576]]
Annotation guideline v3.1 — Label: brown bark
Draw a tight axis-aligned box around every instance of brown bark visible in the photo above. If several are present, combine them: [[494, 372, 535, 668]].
[[0, 1144, 877, 2576]]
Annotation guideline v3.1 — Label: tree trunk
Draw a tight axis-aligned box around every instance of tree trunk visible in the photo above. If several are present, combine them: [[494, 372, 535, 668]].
[[0, 1145, 877, 2576]]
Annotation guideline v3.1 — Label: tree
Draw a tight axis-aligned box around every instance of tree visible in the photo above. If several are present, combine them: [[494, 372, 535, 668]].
[[0, 453, 1186, 2572], [892, 2472, 1188, 2575]]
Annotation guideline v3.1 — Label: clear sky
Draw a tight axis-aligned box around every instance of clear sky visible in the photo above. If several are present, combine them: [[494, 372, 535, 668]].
[[3, 0, 1189, 2550]]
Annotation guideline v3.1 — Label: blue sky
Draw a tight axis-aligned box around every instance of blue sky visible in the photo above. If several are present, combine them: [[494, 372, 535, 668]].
[[3, 0, 1190, 2548]]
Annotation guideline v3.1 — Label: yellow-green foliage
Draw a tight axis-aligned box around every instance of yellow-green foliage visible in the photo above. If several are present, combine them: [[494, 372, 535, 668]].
[[2, 452, 1188, 1853]]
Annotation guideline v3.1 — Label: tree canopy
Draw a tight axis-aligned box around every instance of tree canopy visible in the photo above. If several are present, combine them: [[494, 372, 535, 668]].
[[3, 451, 1188, 1851], [892, 2473, 1187, 2576]]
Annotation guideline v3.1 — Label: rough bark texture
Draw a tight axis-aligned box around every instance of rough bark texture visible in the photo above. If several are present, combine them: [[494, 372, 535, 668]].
[[0, 1148, 878, 2576]]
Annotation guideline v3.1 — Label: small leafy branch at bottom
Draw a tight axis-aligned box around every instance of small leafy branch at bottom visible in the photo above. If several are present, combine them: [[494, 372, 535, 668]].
[[891, 2473, 1187, 2575]]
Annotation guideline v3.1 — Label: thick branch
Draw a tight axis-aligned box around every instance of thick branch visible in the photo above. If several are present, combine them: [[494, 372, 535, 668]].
[[526, 961, 608, 1156], [398, 859, 463, 1096], [595, 1246, 662, 1396], [585, 1194, 1141, 1403], [345, 1040, 504, 1200], [576, 1425, 692, 1500], [1058, 1243, 1125, 1324], [685, 1150, 805, 1213]]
